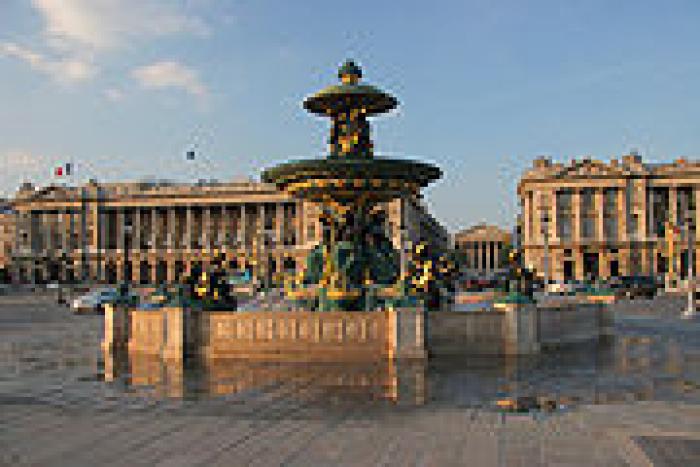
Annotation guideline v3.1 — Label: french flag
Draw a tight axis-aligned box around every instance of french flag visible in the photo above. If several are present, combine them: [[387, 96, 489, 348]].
[[54, 163, 72, 176]]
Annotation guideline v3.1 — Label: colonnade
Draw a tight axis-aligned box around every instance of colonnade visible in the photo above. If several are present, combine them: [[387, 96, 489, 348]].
[[461, 240, 507, 272], [14, 201, 307, 284]]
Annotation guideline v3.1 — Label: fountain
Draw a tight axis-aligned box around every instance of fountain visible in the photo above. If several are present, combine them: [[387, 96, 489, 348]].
[[262, 60, 442, 311], [103, 61, 613, 364]]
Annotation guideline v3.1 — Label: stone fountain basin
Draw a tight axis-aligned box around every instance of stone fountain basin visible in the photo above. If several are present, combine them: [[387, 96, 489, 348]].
[[261, 156, 441, 203]]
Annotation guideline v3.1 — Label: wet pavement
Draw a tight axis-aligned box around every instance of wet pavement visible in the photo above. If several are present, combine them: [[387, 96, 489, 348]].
[[1, 291, 699, 465]]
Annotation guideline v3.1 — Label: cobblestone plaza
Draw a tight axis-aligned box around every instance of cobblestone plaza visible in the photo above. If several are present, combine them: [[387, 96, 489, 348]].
[[0, 291, 698, 465]]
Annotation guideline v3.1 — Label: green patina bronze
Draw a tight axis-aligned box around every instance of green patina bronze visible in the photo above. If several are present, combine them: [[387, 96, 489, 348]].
[[262, 60, 443, 311]]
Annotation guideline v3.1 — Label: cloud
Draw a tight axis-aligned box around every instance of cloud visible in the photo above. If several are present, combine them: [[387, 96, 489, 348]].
[[132, 61, 207, 98], [103, 87, 125, 102], [0, 42, 96, 84], [31, 0, 209, 51], [0, 150, 52, 196]]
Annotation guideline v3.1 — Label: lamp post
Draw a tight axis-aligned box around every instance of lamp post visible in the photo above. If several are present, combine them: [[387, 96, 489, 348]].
[[80, 185, 88, 284], [683, 214, 696, 318], [540, 193, 550, 294], [254, 228, 275, 293]]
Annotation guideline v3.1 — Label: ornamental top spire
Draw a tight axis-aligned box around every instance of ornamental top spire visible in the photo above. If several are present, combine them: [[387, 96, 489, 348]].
[[303, 59, 398, 159]]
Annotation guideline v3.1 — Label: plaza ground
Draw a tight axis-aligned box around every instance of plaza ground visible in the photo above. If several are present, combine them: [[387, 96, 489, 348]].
[[1, 291, 699, 466]]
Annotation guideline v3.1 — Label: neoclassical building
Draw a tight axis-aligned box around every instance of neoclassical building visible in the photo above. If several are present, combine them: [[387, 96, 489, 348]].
[[453, 224, 512, 276], [9, 179, 448, 285], [518, 154, 700, 283], [0, 200, 14, 283]]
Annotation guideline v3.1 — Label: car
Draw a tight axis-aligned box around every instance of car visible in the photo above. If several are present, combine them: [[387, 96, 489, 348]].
[[71, 287, 139, 313], [545, 280, 575, 295], [612, 275, 658, 299]]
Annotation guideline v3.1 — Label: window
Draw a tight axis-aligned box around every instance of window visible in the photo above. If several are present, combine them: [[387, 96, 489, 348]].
[[556, 190, 573, 240], [603, 188, 618, 241], [581, 188, 596, 239]]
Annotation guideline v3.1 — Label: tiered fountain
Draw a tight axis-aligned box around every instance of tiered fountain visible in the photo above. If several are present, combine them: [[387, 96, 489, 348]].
[[262, 60, 442, 311]]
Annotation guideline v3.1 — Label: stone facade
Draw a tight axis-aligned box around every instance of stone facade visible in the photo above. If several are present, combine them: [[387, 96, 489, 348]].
[[453, 224, 512, 276], [8, 179, 447, 284], [518, 154, 700, 283], [0, 200, 14, 283]]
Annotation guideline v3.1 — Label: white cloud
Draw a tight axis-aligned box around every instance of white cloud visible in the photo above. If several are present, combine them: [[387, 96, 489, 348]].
[[132, 61, 207, 98], [31, 0, 209, 51], [0, 150, 51, 196], [0, 42, 96, 84], [103, 87, 125, 102]]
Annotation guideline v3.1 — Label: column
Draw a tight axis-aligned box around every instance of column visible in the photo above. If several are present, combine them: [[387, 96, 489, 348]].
[[43, 211, 52, 254], [523, 192, 531, 246], [150, 208, 157, 252], [67, 208, 74, 253], [617, 187, 628, 242], [133, 208, 141, 252], [99, 209, 108, 281], [185, 206, 192, 251], [695, 186, 700, 276], [116, 209, 125, 282], [220, 204, 227, 249], [202, 206, 210, 251], [572, 189, 583, 279], [480, 241, 485, 271], [494, 241, 500, 270], [61, 209, 68, 257], [647, 188, 655, 239], [669, 187, 679, 226], [573, 189, 582, 245], [550, 190, 558, 242], [117, 210, 125, 252], [296, 201, 303, 246], [240, 204, 247, 248], [647, 187, 657, 274], [596, 189, 605, 242], [669, 187, 680, 280], [276, 203, 284, 248], [168, 208, 176, 252]]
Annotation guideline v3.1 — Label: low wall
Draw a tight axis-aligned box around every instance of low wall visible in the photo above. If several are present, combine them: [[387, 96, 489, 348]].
[[427, 311, 505, 355], [537, 302, 607, 348], [201, 310, 394, 361], [427, 301, 608, 356], [103, 306, 426, 362], [104, 302, 609, 361]]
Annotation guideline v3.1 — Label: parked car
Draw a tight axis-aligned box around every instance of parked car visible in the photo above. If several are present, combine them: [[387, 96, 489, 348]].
[[611, 275, 658, 299], [545, 280, 575, 295], [71, 287, 139, 313]]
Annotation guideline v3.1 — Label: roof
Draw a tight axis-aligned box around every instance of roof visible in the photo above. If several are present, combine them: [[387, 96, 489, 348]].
[[518, 155, 700, 194], [454, 223, 512, 242]]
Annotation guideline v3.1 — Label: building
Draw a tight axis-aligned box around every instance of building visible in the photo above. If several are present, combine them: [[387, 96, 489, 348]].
[[0, 200, 15, 283], [518, 154, 700, 283], [453, 224, 512, 276], [8, 179, 448, 285]]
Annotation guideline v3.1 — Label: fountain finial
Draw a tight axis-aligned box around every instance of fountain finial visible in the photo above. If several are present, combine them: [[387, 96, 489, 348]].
[[338, 59, 362, 84]]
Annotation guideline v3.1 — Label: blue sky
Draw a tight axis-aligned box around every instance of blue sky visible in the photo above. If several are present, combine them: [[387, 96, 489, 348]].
[[1, 0, 699, 232]]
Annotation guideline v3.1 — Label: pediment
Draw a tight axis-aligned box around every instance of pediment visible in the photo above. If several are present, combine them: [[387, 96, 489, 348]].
[[455, 223, 510, 242]]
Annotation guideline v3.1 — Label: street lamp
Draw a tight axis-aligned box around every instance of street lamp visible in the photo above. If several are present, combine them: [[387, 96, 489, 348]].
[[539, 193, 550, 294], [683, 213, 696, 318], [254, 228, 275, 293]]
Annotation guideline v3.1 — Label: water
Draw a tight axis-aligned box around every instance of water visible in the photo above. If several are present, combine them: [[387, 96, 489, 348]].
[[1, 292, 699, 417]]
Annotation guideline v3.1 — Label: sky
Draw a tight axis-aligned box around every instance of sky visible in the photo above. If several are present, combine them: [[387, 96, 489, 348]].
[[1, 0, 699, 232]]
